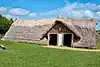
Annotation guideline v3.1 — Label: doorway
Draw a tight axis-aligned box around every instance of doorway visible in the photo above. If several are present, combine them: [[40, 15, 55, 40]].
[[49, 34, 57, 46], [64, 34, 72, 47]]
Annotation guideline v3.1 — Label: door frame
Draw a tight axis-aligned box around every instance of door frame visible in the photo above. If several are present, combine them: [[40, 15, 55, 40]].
[[48, 33, 57, 46], [48, 33, 74, 46], [63, 33, 73, 47]]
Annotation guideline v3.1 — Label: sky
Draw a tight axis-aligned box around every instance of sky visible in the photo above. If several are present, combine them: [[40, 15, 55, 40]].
[[0, 0, 100, 30]]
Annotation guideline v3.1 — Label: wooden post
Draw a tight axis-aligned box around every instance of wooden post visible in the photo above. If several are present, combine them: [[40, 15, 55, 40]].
[[57, 34, 64, 46]]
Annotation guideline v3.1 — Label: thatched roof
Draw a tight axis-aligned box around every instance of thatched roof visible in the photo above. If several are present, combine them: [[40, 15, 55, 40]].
[[40, 18, 96, 40], [40, 18, 82, 40], [12, 18, 56, 26]]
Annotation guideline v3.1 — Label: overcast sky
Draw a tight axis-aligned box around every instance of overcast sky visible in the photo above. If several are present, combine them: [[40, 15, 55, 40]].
[[0, 0, 100, 30]]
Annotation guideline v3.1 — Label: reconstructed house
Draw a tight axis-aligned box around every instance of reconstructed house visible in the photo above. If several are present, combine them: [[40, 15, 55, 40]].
[[2, 17, 96, 48]]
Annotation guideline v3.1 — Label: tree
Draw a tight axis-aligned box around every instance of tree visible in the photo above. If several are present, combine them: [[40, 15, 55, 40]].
[[0, 14, 13, 35]]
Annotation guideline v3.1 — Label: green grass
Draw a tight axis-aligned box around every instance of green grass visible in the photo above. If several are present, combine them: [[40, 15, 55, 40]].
[[0, 40, 100, 67]]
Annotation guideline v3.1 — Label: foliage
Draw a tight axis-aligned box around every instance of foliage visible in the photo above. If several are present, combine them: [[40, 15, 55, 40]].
[[96, 30, 100, 33], [0, 15, 13, 34], [0, 40, 100, 67], [96, 34, 100, 48]]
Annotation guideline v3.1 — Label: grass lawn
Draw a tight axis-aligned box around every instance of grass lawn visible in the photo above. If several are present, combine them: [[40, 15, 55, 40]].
[[0, 40, 100, 67]]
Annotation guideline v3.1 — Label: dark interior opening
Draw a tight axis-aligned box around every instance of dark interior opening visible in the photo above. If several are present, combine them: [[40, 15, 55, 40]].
[[49, 34, 57, 46], [64, 34, 72, 47]]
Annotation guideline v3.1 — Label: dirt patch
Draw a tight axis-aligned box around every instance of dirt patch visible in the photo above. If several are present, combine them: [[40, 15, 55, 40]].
[[42, 46, 100, 52]]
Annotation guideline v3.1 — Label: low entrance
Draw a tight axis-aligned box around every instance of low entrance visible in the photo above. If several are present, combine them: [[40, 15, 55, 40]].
[[48, 33, 73, 47], [64, 34, 72, 47], [49, 34, 57, 46]]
